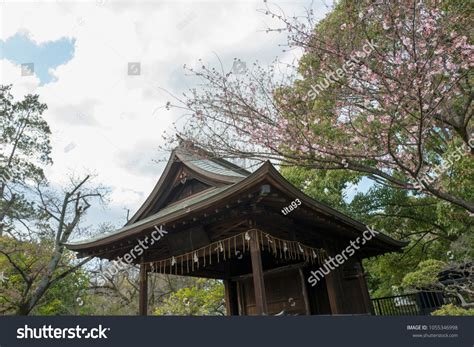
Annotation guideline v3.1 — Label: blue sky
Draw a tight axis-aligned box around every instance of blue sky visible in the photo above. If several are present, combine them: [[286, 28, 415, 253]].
[[0, 32, 75, 85], [345, 176, 373, 202]]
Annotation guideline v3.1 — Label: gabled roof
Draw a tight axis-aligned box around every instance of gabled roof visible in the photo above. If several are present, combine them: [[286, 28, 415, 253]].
[[69, 185, 231, 245], [126, 142, 250, 225], [65, 154, 407, 252]]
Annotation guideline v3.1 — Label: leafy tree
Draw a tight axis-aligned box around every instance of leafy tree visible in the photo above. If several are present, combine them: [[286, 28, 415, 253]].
[[32, 267, 90, 315], [0, 84, 51, 236], [401, 260, 473, 307], [0, 176, 107, 315], [401, 259, 447, 289], [0, 85, 108, 315], [0, 237, 90, 315], [351, 181, 471, 297], [281, 166, 360, 214], [154, 278, 225, 316]]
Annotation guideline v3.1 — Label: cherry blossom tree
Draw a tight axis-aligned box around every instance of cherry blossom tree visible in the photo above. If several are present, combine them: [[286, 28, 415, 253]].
[[165, 1, 473, 212]]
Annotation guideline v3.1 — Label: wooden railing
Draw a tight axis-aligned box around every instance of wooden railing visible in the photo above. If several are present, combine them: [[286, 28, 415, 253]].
[[371, 291, 460, 316]]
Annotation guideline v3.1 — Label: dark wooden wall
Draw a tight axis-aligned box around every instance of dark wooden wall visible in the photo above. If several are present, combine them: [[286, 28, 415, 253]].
[[237, 268, 308, 315], [226, 261, 373, 315]]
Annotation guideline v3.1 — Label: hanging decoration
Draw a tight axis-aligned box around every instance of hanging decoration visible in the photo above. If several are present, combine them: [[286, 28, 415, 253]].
[[146, 229, 327, 276]]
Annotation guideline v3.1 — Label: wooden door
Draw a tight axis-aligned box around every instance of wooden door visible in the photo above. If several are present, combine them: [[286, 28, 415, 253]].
[[238, 268, 307, 315]]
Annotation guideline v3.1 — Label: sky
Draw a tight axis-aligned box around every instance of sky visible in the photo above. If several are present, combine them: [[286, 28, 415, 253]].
[[1, 0, 368, 239]]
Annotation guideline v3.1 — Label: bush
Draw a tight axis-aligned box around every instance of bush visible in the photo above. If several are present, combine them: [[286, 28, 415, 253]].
[[154, 279, 225, 316], [401, 259, 446, 289], [431, 304, 474, 316]]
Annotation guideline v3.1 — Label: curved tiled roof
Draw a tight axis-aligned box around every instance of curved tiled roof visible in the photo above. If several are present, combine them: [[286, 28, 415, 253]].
[[67, 185, 231, 245], [174, 147, 249, 178], [65, 160, 407, 251]]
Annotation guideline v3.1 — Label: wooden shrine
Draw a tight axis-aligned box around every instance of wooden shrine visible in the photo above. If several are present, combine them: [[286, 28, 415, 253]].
[[65, 142, 406, 315]]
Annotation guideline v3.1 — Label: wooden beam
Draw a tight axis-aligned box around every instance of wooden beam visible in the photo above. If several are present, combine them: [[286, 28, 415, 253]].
[[249, 229, 268, 315], [139, 263, 148, 316], [299, 268, 311, 315], [230, 262, 307, 281]]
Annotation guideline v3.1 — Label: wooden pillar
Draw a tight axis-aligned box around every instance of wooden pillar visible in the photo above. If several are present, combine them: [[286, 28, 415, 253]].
[[298, 268, 311, 315], [325, 271, 342, 314], [223, 279, 239, 315], [357, 261, 374, 314], [249, 229, 268, 315], [139, 263, 148, 316], [323, 242, 344, 315], [236, 281, 244, 315]]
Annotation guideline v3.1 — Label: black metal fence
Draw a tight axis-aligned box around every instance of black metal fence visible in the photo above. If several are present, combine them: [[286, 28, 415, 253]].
[[371, 291, 460, 316]]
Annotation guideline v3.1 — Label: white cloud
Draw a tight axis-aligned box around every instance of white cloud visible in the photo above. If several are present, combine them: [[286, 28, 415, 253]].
[[1, 0, 331, 229]]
